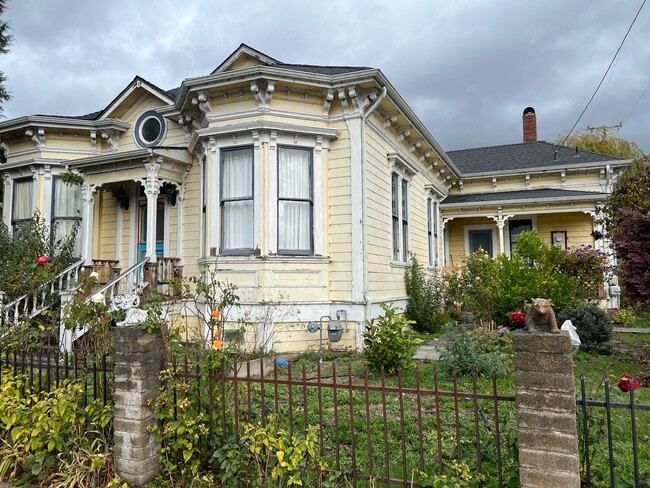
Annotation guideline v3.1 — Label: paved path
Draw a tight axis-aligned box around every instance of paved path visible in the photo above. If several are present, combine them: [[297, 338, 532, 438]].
[[414, 336, 445, 361], [613, 327, 650, 334]]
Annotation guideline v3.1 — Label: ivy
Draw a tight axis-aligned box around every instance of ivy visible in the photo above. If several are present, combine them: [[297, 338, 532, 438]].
[[59, 172, 84, 186]]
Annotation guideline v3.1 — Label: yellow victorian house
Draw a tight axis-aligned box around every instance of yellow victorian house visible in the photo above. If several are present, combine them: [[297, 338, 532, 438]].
[[0, 47, 630, 352], [442, 108, 629, 301], [0, 45, 460, 353]]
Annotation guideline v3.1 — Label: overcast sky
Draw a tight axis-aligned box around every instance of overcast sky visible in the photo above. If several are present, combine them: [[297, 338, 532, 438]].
[[2, 0, 649, 153]]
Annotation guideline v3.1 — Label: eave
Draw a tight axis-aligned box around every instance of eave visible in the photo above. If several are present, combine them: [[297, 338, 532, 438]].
[[0, 116, 130, 136], [459, 159, 632, 178], [66, 147, 192, 172]]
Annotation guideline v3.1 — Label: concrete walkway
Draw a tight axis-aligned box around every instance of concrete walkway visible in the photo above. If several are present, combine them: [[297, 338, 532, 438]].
[[613, 327, 650, 334], [413, 336, 446, 361]]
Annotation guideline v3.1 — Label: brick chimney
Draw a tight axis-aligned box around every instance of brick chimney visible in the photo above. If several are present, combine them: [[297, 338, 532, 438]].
[[523, 106, 537, 143]]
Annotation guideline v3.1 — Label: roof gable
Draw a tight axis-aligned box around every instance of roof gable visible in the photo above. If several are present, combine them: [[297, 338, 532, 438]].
[[99, 76, 175, 120], [211, 43, 280, 75]]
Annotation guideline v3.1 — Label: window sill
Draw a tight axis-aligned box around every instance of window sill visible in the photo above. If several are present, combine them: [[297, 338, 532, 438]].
[[199, 255, 331, 265], [390, 261, 410, 268]]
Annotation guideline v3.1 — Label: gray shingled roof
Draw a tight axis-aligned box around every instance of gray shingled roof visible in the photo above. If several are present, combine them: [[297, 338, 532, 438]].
[[274, 64, 371, 75], [447, 141, 621, 175], [442, 188, 606, 205]]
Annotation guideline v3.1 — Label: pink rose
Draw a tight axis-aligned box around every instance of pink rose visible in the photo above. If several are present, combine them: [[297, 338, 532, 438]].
[[35, 255, 49, 266]]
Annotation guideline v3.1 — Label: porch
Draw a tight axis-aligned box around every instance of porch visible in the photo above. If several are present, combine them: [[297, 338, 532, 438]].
[[67, 148, 192, 291]]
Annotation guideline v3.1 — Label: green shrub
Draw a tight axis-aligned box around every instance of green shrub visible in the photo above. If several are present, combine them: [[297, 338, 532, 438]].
[[404, 256, 444, 332], [0, 214, 78, 300], [364, 303, 422, 374], [0, 371, 111, 485], [448, 231, 584, 327], [558, 303, 613, 353], [439, 327, 509, 377], [212, 415, 323, 487], [611, 309, 636, 327]]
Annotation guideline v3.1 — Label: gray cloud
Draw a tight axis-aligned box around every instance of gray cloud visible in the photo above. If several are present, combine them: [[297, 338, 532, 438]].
[[3, 0, 649, 153]]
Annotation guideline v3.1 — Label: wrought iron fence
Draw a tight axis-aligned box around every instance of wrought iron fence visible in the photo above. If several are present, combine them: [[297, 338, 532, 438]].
[[169, 357, 519, 486], [577, 374, 650, 487], [0, 348, 113, 406]]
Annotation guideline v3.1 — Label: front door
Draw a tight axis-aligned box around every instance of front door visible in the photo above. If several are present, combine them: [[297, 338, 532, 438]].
[[509, 219, 533, 255], [138, 200, 165, 260]]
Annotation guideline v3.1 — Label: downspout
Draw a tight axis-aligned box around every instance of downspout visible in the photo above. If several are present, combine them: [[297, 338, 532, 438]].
[[360, 86, 387, 330]]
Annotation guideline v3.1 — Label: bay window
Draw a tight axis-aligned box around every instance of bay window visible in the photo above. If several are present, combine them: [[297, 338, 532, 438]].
[[278, 147, 312, 254], [11, 178, 33, 231], [220, 147, 254, 253]]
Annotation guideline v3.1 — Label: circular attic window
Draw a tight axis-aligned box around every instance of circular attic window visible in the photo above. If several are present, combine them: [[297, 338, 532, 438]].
[[134, 110, 166, 148]]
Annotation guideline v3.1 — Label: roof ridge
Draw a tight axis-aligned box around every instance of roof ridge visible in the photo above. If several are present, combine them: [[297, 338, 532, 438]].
[[447, 140, 552, 153], [278, 62, 372, 70]]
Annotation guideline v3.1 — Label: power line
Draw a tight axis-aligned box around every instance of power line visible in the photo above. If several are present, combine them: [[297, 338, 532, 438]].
[[560, 0, 646, 148], [623, 80, 650, 126]]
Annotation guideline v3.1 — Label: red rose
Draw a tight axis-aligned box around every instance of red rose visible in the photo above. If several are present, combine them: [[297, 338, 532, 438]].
[[509, 311, 526, 324], [618, 374, 639, 393], [35, 255, 49, 266]]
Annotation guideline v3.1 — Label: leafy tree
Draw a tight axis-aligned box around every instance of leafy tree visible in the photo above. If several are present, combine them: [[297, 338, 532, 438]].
[[0, 0, 11, 116], [597, 157, 650, 308], [610, 208, 650, 309], [556, 129, 644, 160]]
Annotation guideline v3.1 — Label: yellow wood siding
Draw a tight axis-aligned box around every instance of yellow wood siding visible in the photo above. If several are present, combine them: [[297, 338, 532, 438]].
[[327, 125, 352, 302], [536, 212, 594, 248]]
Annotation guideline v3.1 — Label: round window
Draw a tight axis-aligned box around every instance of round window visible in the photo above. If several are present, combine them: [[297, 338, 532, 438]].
[[134, 110, 166, 148]]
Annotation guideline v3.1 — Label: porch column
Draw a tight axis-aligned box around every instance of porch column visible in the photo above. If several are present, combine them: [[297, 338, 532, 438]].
[[176, 176, 187, 262], [144, 160, 161, 264], [81, 183, 98, 266], [491, 208, 512, 255]]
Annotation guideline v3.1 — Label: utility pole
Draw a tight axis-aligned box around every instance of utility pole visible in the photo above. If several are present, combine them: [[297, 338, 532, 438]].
[[586, 123, 622, 138]]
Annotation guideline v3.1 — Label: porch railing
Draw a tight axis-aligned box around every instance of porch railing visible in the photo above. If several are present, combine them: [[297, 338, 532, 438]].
[[158, 257, 182, 285], [0, 259, 85, 330], [91, 259, 120, 284], [60, 258, 152, 351]]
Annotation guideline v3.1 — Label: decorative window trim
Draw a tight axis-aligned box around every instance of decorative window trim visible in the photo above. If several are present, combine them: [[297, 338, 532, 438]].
[[388, 152, 418, 179], [134, 110, 167, 148]]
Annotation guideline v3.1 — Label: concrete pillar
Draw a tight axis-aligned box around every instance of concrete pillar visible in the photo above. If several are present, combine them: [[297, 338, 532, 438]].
[[513, 331, 581, 487], [113, 327, 165, 486]]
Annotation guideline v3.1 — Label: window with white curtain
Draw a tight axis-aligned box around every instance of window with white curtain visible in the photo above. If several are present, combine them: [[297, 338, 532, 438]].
[[11, 178, 33, 231], [220, 147, 254, 253], [52, 177, 82, 254], [278, 147, 312, 254], [391, 172, 409, 262]]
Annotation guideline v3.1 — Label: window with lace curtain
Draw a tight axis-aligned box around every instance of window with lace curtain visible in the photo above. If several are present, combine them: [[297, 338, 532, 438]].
[[11, 177, 33, 232], [52, 177, 82, 255], [277, 146, 312, 255], [220, 147, 254, 254]]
